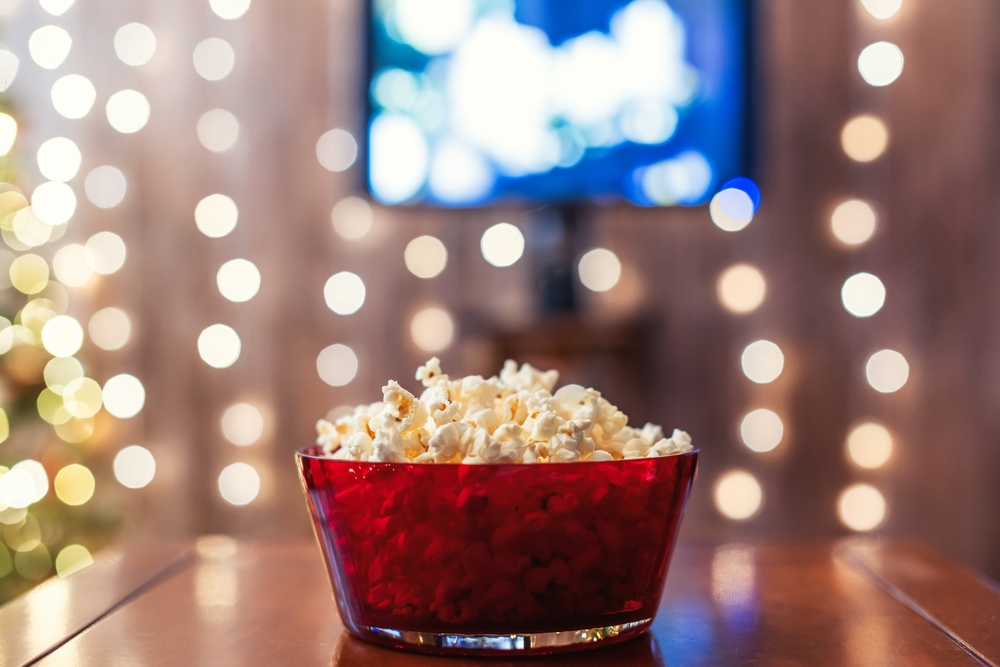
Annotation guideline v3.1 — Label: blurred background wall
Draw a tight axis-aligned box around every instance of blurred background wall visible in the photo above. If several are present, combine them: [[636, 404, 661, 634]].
[[2, 0, 1000, 600]]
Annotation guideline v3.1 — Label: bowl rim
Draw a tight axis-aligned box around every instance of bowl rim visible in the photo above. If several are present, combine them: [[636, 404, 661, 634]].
[[295, 445, 699, 467]]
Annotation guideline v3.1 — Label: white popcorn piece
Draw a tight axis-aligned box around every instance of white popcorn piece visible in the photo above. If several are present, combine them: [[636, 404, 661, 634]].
[[315, 359, 693, 464]]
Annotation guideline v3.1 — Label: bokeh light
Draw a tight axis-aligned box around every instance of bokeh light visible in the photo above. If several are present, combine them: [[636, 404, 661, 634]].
[[221, 403, 264, 446], [195, 194, 238, 237], [10, 254, 49, 294], [710, 188, 754, 232], [198, 324, 241, 369], [218, 462, 260, 506], [578, 248, 622, 292], [858, 41, 904, 87], [114, 23, 156, 66], [331, 197, 374, 240], [55, 544, 93, 578], [193, 38, 235, 81], [404, 235, 448, 278], [28, 25, 71, 69], [0, 468, 36, 508], [323, 271, 366, 315], [368, 114, 428, 203], [89, 307, 131, 351], [740, 409, 784, 453], [410, 306, 454, 352], [211, 0, 251, 19], [15, 460, 48, 504], [102, 374, 145, 418], [866, 349, 909, 393], [63, 377, 103, 419], [847, 422, 893, 469], [831, 200, 877, 245], [32, 181, 76, 225], [86, 231, 126, 274], [316, 129, 358, 172], [838, 484, 886, 531], [51, 74, 96, 119], [861, 0, 902, 19], [217, 259, 260, 302], [37, 137, 81, 182], [741, 340, 784, 384], [41, 315, 83, 357], [12, 208, 52, 248], [394, 0, 474, 54], [316, 343, 358, 386], [55, 416, 95, 444], [715, 470, 762, 520], [40, 0, 74, 15], [114, 445, 155, 489], [480, 222, 524, 267], [841, 115, 888, 162], [717, 264, 766, 314], [0, 113, 16, 154], [53, 244, 93, 287], [106, 90, 150, 134], [44, 356, 83, 394], [842, 272, 885, 318], [197, 109, 239, 152], [0, 51, 17, 94], [85, 166, 127, 208], [54, 464, 94, 506]]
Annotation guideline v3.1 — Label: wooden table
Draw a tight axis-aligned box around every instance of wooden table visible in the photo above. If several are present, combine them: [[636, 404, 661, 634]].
[[1, 539, 999, 666]]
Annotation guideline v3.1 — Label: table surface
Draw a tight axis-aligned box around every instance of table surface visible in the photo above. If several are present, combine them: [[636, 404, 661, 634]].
[[1, 539, 999, 667]]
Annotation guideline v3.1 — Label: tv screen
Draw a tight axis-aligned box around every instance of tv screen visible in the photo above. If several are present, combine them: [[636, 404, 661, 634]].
[[366, 0, 749, 207]]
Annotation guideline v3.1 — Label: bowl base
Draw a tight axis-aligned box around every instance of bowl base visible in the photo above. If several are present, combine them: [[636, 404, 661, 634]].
[[358, 618, 652, 656]]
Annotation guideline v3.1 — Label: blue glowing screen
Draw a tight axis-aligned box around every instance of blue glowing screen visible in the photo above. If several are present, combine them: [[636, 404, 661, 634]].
[[367, 0, 749, 206]]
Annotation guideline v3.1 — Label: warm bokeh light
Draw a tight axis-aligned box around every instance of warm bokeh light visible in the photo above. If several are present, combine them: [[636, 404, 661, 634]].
[[218, 462, 260, 506], [858, 41, 904, 87], [88, 307, 131, 351], [0, 113, 16, 155], [741, 340, 784, 384], [0, 468, 37, 508], [838, 484, 886, 531], [195, 194, 238, 238], [578, 248, 622, 292], [55, 416, 95, 444], [114, 445, 155, 489], [40, 0, 75, 15], [831, 200, 876, 245], [63, 377, 103, 419], [86, 231, 127, 274], [54, 464, 94, 506], [710, 188, 754, 232], [28, 25, 72, 69], [12, 207, 53, 248], [410, 306, 455, 352], [55, 544, 93, 578], [51, 74, 96, 119], [0, 51, 17, 94], [717, 264, 766, 314], [331, 196, 374, 240], [866, 349, 909, 393], [102, 374, 145, 419], [10, 254, 50, 294], [715, 470, 763, 520], [197, 109, 239, 152], [193, 38, 235, 81], [404, 235, 448, 278], [740, 409, 784, 453], [221, 403, 264, 446], [106, 90, 150, 134], [15, 461, 48, 504], [861, 0, 902, 19], [847, 422, 893, 469], [841, 272, 885, 318], [841, 115, 888, 162], [41, 315, 83, 357], [198, 324, 241, 369], [316, 129, 358, 172], [53, 244, 93, 287], [480, 222, 524, 267], [31, 181, 76, 225], [211, 0, 251, 19], [37, 137, 81, 183], [316, 343, 358, 386], [217, 258, 260, 302], [114, 23, 156, 66], [44, 356, 83, 394], [85, 166, 127, 208], [324, 271, 366, 315]]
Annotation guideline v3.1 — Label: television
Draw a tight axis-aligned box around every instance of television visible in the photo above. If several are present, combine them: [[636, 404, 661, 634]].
[[366, 0, 750, 207]]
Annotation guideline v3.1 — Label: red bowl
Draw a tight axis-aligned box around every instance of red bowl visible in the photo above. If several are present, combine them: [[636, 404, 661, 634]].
[[296, 446, 697, 656]]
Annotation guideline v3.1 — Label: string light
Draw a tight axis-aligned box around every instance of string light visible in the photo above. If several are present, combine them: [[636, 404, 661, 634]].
[[195, 194, 238, 237], [36, 137, 81, 182], [404, 235, 447, 278], [218, 463, 260, 506], [838, 484, 886, 531], [841, 115, 888, 162], [31, 181, 76, 225], [740, 340, 784, 384], [113, 445, 155, 489], [102, 374, 146, 418], [198, 324, 241, 368], [578, 248, 622, 292], [193, 38, 235, 81], [841, 272, 886, 318], [858, 42, 904, 87], [28, 26, 72, 69], [51, 74, 96, 119], [41, 315, 83, 357], [865, 349, 909, 393], [106, 90, 150, 134], [831, 200, 876, 245], [217, 259, 260, 302], [714, 470, 762, 520], [323, 271, 365, 315], [739, 409, 784, 453], [316, 344, 358, 386], [717, 264, 766, 314], [480, 222, 524, 267], [114, 23, 156, 66], [54, 464, 94, 506], [846, 422, 893, 469]]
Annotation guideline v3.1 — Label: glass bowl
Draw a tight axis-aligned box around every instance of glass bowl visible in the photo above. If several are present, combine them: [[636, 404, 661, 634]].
[[296, 446, 697, 656]]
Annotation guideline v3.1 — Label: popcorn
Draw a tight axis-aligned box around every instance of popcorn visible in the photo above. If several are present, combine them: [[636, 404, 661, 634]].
[[316, 358, 693, 463]]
